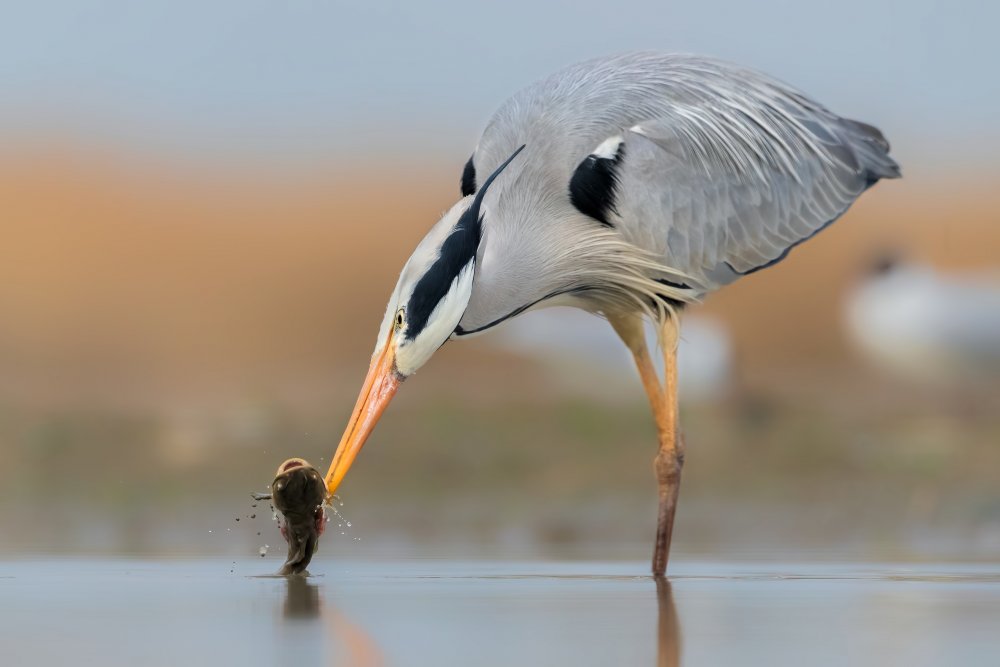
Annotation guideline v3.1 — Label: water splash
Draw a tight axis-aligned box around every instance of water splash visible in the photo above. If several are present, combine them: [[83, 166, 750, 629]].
[[326, 497, 361, 541]]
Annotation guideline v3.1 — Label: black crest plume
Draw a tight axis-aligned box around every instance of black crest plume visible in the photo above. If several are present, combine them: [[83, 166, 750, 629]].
[[404, 145, 526, 340]]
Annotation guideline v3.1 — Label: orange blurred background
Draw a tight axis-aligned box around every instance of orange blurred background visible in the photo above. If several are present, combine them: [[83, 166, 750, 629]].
[[1, 1, 998, 561]]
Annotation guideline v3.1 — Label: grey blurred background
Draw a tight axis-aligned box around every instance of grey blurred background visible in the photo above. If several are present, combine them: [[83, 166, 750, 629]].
[[1, 0, 998, 562]]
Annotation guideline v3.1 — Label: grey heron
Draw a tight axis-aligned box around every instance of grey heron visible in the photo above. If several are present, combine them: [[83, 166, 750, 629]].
[[322, 52, 900, 574]]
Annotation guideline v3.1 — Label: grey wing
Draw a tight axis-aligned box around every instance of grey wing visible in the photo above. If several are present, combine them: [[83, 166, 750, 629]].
[[585, 75, 900, 293]]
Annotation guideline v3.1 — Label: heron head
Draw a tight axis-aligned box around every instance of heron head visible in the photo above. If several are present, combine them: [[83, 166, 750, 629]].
[[323, 145, 525, 496]]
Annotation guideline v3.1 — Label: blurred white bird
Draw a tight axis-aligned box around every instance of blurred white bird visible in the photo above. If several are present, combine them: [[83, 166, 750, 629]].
[[845, 258, 1000, 385], [491, 309, 733, 402]]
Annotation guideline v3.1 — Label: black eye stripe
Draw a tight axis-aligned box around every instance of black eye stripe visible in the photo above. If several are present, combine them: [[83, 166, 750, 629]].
[[404, 145, 525, 342], [404, 224, 479, 341]]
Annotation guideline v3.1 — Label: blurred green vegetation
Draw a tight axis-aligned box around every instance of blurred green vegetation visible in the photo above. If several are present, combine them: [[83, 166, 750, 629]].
[[3, 382, 998, 562]]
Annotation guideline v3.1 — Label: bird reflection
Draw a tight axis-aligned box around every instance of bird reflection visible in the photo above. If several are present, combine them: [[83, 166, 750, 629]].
[[655, 576, 681, 667], [283, 575, 322, 619], [280, 575, 384, 666], [278, 572, 673, 666]]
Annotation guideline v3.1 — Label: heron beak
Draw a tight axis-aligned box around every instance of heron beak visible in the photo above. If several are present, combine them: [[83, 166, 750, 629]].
[[324, 329, 402, 496]]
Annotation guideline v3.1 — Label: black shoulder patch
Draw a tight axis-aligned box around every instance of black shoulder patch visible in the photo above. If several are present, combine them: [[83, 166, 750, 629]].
[[460, 154, 476, 197], [569, 140, 625, 227]]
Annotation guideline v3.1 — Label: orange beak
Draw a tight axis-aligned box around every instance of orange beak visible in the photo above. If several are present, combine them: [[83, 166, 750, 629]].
[[324, 329, 402, 497]]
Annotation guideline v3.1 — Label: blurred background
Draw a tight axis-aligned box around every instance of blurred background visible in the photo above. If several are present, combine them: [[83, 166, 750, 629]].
[[1, 0, 998, 563]]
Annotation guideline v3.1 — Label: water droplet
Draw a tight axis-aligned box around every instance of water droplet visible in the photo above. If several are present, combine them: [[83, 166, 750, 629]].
[[256, 531, 261, 536], [235, 517, 240, 522], [259, 545, 269, 557], [346, 522, 352, 527], [250, 514, 256, 519], [208, 529, 213, 533]]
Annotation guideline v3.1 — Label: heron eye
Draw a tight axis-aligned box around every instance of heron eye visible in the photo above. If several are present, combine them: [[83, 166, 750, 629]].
[[394, 308, 405, 330]]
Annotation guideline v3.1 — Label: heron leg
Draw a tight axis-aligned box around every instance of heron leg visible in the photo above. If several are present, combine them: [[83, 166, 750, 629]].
[[609, 314, 685, 576], [654, 318, 684, 576]]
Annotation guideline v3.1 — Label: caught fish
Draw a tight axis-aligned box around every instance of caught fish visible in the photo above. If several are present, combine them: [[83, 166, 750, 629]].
[[257, 458, 329, 575]]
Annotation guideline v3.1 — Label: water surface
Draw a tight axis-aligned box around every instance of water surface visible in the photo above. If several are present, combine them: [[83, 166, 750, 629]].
[[2, 559, 998, 666]]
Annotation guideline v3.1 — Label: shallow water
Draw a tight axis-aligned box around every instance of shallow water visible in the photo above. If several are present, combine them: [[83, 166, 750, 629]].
[[2, 559, 998, 666]]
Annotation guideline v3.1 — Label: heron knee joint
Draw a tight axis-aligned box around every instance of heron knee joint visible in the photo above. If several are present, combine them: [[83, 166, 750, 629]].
[[654, 449, 683, 482]]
